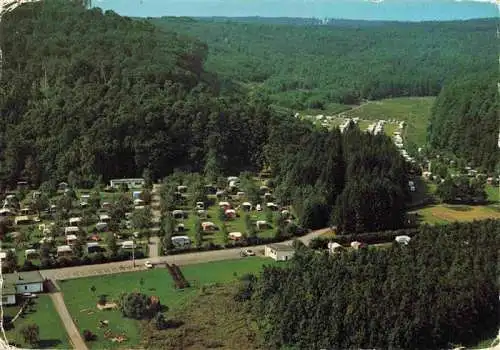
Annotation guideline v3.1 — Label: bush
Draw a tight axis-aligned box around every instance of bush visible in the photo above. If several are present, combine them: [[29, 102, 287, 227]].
[[83, 329, 96, 341]]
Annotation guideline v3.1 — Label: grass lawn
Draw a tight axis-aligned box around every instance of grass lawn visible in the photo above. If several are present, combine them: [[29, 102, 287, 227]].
[[486, 184, 499, 203], [176, 204, 276, 245], [414, 204, 500, 225], [4, 295, 70, 349], [343, 97, 435, 147], [59, 257, 280, 349], [299, 102, 352, 116]]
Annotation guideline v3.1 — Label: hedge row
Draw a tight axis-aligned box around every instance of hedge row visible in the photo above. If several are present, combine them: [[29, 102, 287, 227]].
[[308, 228, 421, 249], [16, 250, 146, 272], [164, 231, 309, 256]]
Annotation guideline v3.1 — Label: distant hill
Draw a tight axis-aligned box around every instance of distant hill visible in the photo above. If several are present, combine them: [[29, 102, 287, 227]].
[[95, 0, 498, 21], [151, 17, 497, 110]]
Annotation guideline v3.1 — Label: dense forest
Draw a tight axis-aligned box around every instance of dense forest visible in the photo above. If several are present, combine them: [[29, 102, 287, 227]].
[[152, 17, 497, 110], [251, 220, 499, 349], [268, 121, 409, 232], [0, 0, 278, 186], [428, 76, 499, 172]]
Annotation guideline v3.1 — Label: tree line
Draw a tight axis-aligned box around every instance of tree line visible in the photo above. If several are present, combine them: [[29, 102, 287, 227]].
[[248, 220, 499, 349]]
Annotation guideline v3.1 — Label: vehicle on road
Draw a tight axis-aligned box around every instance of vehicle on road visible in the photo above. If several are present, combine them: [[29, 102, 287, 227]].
[[22, 293, 37, 298], [241, 249, 255, 257], [145, 261, 153, 269]]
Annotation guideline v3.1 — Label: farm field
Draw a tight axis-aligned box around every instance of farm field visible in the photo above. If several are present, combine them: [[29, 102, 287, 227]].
[[4, 295, 70, 349], [59, 257, 280, 349], [342, 97, 435, 148], [414, 204, 500, 225]]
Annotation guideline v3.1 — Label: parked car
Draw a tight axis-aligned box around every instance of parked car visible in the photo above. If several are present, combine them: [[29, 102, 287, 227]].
[[145, 261, 153, 269], [241, 249, 255, 257], [22, 293, 37, 299]]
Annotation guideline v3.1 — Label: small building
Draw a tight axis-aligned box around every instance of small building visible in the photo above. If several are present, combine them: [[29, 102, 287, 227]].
[[14, 216, 31, 226], [109, 178, 145, 189], [133, 199, 145, 206], [395, 235, 411, 245], [328, 242, 343, 253], [225, 209, 236, 219], [171, 235, 191, 248], [0, 208, 13, 217], [9, 271, 44, 294], [1, 271, 45, 304], [69, 217, 82, 226], [256, 220, 269, 230], [219, 201, 230, 209], [65, 226, 80, 235], [99, 214, 111, 222], [172, 210, 185, 219], [229, 232, 243, 240], [132, 191, 142, 199], [66, 234, 78, 245], [95, 222, 108, 231], [242, 202, 252, 211], [202, 222, 217, 232], [350, 241, 367, 250], [24, 249, 38, 259], [57, 245, 73, 256], [265, 244, 295, 261], [86, 242, 101, 254], [121, 241, 136, 249]]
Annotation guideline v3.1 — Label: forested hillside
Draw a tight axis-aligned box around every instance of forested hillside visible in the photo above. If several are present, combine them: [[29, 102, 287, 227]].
[[0, 0, 276, 186], [268, 122, 409, 232], [252, 220, 499, 349], [151, 17, 497, 110], [428, 76, 499, 172], [0, 1, 409, 233]]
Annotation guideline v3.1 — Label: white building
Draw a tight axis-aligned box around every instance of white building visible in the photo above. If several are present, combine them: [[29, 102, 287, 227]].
[[265, 244, 295, 261], [109, 178, 145, 189], [1, 271, 45, 305]]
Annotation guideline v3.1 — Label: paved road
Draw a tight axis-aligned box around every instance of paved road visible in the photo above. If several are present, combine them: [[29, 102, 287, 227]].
[[40, 228, 329, 281], [50, 292, 89, 350]]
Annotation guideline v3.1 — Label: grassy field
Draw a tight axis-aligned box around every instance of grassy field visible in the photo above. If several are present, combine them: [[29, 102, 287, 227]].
[[141, 283, 260, 350], [59, 257, 279, 349], [4, 295, 70, 349], [415, 204, 500, 225], [342, 97, 435, 147]]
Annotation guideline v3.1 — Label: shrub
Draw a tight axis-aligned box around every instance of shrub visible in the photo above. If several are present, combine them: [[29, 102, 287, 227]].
[[83, 330, 96, 341]]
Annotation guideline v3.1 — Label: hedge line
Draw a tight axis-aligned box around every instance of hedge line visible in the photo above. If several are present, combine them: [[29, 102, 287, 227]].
[[308, 228, 421, 249], [16, 250, 147, 272]]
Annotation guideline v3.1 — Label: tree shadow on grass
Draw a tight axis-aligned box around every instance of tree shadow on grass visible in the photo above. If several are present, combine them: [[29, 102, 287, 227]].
[[38, 339, 62, 348]]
